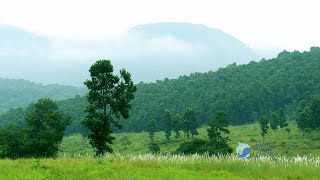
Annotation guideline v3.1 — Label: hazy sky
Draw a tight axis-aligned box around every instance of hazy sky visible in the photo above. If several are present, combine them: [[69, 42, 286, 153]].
[[1, 0, 320, 51]]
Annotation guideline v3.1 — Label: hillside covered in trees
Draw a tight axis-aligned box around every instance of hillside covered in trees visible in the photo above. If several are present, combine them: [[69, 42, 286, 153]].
[[1, 47, 320, 134], [0, 78, 86, 112]]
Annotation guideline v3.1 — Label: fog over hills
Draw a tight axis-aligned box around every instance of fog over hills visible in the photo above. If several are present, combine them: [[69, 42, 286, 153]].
[[0, 22, 259, 86]]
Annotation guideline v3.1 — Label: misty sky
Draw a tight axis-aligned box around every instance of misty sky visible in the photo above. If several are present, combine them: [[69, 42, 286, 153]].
[[1, 0, 320, 51]]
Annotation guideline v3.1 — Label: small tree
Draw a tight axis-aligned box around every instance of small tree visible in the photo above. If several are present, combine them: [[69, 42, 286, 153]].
[[146, 119, 157, 142], [163, 110, 172, 142], [82, 60, 137, 156], [24, 98, 71, 158], [269, 112, 278, 131], [259, 115, 269, 144]]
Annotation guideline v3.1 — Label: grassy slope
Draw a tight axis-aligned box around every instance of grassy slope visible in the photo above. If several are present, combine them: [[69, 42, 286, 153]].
[[59, 123, 320, 157], [0, 155, 319, 179]]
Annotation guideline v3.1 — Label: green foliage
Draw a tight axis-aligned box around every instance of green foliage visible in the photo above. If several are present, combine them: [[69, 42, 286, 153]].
[[82, 60, 136, 156], [148, 142, 160, 153], [175, 139, 207, 154], [119, 136, 131, 150], [182, 108, 199, 138], [0, 98, 70, 158], [206, 111, 233, 154], [0, 124, 27, 159], [259, 115, 269, 144], [277, 108, 288, 129], [207, 111, 230, 142], [172, 114, 182, 139], [24, 98, 71, 158], [297, 96, 320, 133], [0, 78, 86, 112], [269, 112, 278, 131], [4, 48, 320, 135], [176, 111, 232, 155], [163, 110, 172, 141], [124, 47, 320, 132], [146, 120, 157, 142]]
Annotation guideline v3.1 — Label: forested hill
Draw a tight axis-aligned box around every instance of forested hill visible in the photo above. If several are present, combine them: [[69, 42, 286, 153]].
[[0, 78, 86, 112], [126, 47, 320, 131], [2, 47, 320, 134]]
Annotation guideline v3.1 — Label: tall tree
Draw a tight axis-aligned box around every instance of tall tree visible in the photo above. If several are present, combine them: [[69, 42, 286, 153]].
[[24, 98, 71, 158], [82, 60, 136, 156], [259, 115, 269, 144], [207, 111, 230, 142], [163, 110, 172, 141], [269, 112, 279, 131], [182, 108, 199, 139], [172, 114, 182, 139]]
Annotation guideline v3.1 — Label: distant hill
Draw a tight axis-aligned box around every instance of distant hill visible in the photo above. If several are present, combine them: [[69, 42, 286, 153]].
[[2, 47, 319, 135], [0, 22, 258, 85], [123, 22, 258, 82], [0, 78, 86, 112]]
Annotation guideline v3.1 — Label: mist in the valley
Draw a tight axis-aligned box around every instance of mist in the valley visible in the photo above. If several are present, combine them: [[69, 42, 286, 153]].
[[0, 22, 267, 86]]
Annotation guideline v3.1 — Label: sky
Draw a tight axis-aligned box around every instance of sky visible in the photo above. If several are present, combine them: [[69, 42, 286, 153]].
[[1, 0, 320, 51]]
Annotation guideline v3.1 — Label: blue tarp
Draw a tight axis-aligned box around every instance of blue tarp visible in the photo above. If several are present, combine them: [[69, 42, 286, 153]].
[[236, 142, 251, 158]]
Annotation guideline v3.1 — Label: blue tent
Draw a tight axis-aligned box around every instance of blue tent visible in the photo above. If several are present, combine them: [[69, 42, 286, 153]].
[[236, 142, 251, 158]]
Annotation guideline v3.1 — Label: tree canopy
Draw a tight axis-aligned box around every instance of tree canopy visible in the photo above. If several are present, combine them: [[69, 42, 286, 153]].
[[82, 60, 136, 156]]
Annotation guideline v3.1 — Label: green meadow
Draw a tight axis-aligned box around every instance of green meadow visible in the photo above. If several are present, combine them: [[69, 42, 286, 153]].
[[0, 154, 319, 179], [59, 123, 320, 157], [1, 123, 319, 179]]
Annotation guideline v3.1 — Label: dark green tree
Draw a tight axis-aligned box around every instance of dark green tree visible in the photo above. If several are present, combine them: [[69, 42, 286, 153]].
[[297, 96, 320, 134], [207, 111, 230, 142], [182, 108, 199, 139], [0, 124, 27, 159], [309, 96, 320, 129], [24, 98, 71, 158], [172, 114, 182, 139], [146, 119, 157, 142], [163, 110, 172, 141], [148, 142, 160, 153], [259, 115, 269, 144], [297, 107, 312, 135], [82, 60, 137, 156], [277, 108, 288, 129], [269, 112, 279, 131]]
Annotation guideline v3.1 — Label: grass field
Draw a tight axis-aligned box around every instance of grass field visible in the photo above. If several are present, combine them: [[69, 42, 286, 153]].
[[0, 154, 319, 179], [59, 123, 320, 157]]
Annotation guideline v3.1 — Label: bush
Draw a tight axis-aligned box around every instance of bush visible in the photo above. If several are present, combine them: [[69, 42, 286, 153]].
[[149, 142, 160, 153], [175, 139, 233, 155]]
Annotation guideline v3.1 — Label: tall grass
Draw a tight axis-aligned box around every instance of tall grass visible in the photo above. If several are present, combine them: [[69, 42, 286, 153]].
[[0, 154, 319, 179]]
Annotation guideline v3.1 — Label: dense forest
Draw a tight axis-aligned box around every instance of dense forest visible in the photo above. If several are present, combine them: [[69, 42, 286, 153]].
[[1, 47, 320, 134], [0, 78, 86, 112]]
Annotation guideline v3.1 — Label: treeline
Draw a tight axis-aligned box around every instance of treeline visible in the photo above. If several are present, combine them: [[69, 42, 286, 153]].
[[2, 47, 320, 134], [0, 78, 86, 112]]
